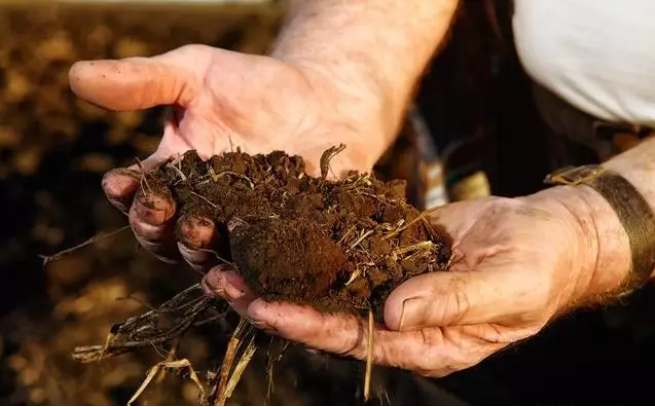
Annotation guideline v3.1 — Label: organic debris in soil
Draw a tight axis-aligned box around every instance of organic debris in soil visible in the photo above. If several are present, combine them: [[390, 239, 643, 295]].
[[148, 146, 451, 318]]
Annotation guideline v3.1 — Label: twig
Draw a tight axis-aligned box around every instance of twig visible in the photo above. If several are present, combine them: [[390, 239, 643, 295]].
[[345, 269, 363, 287], [154, 337, 181, 385], [382, 212, 429, 241], [337, 225, 357, 246], [393, 241, 435, 257], [350, 229, 374, 250], [128, 358, 205, 406], [168, 161, 188, 182], [190, 191, 218, 209], [364, 310, 374, 403], [72, 284, 213, 363], [320, 143, 346, 180], [40, 225, 131, 266], [135, 156, 153, 194], [209, 167, 255, 189], [193, 313, 227, 327], [213, 318, 249, 406], [225, 334, 257, 399]]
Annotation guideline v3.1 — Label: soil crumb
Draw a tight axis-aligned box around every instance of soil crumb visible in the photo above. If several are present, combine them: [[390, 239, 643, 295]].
[[149, 148, 451, 319]]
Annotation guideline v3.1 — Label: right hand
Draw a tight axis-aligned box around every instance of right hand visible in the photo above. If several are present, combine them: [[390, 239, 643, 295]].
[[69, 44, 382, 270]]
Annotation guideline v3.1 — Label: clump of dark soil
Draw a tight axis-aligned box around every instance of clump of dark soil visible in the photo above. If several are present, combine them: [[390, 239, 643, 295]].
[[148, 147, 451, 318]]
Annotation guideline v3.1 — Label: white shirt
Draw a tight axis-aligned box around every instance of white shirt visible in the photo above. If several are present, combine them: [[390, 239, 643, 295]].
[[513, 0, 655, 125]]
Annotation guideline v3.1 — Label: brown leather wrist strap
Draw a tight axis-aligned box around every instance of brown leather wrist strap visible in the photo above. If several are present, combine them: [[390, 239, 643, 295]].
[[545, 166, 655, 286]]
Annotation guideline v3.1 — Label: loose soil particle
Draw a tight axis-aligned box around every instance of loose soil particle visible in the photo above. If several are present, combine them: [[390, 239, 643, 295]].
[[150, 148, 451, 319]]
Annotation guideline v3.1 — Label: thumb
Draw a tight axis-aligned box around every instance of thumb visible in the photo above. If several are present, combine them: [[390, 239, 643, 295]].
[[68, 53, 199, 111], [384, 262, 536, 331]]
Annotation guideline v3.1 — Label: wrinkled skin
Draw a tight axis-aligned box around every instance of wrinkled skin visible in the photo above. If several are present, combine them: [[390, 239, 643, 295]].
[[71, 44, 598, 377], [70, 44, 376, 268], [203, 195, 593, 376]]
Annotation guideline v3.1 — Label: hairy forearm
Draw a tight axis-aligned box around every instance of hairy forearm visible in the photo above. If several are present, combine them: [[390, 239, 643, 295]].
[[271, 0, 459, 160]]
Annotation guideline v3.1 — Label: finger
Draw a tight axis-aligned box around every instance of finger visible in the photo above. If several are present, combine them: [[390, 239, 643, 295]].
[[102, 150, 167, 214], [102, 166, 141, 213], [176, 215, 227, 272], [129, 187, 178, 263], [69, 55, 197, 111], [177, 216, 246, 272], [385, 262, 541, 331], [247, 299, 369, 357], [202, 266, 256, 318], [247, 300, 503, 376]]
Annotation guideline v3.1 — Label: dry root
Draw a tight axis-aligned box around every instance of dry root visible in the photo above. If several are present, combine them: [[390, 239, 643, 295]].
[[72, 284, 217, 363], [128, 358, 206, 406], [39, 225, 131, 266], [364, 309, 375, 403], [211, 318, 257, 406]]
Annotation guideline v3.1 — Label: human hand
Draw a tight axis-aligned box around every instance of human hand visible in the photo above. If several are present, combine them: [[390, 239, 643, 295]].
[[202, 185, 632, 376], [69, 44, 384, 269]]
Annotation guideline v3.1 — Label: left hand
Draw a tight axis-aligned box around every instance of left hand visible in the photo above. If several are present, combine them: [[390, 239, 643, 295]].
[[202, 186, 631, 376], [69, 44, 382, 269]]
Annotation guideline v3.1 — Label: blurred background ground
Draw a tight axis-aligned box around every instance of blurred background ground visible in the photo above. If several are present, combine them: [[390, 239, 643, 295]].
[[0, 1, 467, 405], [3, 0, 655, 405]]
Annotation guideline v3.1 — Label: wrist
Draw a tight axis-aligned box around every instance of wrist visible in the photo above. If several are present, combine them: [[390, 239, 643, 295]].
[[527, 185, 632, 308]]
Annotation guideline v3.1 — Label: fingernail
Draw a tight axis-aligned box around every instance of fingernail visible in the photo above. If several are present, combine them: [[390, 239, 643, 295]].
[[201, 275, 225, 297], [305, 348, 323, 355], [399, 297, 428, 331], [207, 272, 245, 302], [248, 318, 277, 334], [102, 169, 141, 210], [102, 168, 140, 189]]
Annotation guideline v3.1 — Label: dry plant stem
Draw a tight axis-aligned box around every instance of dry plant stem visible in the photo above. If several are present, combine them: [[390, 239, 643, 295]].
[[349, 229, 374, 250], [39, 225, 131, 266], [364, 310, 374, 403], [190, 191, 218, 208], [337, 224, 357, 246], [155, 338, 181, 385], [213, 318, 250, 406], [127, 359, 205, 406], [209, 167, 255, 189], [168, 161, 188, 181], [320, 143, 346, 179], [225, 335, 257, 399], [345, 268, 363, 287], [382, 211, 428, 241], [135, 156, 153, 195], [72, 284, 214, 363], [394, 240, 434, 257]]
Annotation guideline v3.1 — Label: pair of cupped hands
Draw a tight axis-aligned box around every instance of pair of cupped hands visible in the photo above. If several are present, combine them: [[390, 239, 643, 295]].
[[70, 45, 602, 377]]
